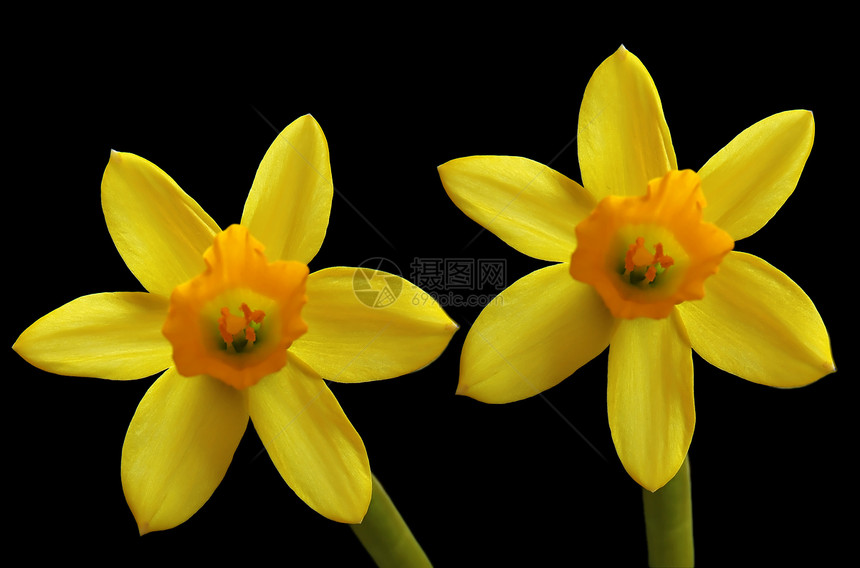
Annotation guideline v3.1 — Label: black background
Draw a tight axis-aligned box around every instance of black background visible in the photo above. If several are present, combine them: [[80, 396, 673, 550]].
[[8, 17, 853, 567]]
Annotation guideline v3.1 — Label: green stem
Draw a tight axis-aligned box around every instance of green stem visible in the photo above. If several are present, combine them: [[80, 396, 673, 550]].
[[642, 455, 694, 567], [350, 473, 432, 567]]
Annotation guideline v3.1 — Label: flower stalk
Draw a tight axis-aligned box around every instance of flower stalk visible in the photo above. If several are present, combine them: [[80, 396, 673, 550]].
[[642, 455, 694, 567], [350, 474, 432, 567]]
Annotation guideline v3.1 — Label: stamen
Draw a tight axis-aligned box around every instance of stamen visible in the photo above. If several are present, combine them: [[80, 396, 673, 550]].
[[653, 243, 674, 269], [218, 303, 266, 349], [645, 265, 657, 283], [624, 237, 674, 284]]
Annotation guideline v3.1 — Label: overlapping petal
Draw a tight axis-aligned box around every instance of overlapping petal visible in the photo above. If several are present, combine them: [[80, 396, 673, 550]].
[[458, 263, 614, 404], [438, 156, 595, 262], [13, 292, 173, 380], [607, 314, 694, 492], [248, 354, 371, 523], [578, 46, 677, 202], [241, 114, 333, 265], [290, 267, 457, 382], [677, 252, 834, 387], [699, 110, 815, 240], [121, 368, 249, 534], [102, 151, 221, 297]]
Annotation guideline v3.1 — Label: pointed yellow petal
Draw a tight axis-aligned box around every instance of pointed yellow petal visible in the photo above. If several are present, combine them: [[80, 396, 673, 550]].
[[607, 314, 694, 492], [249, 354, 370, 523], [438, 156, 595, 262], [699, 110, 815, 240], [102, 151, 221, 296], [121, 369, 248, 534], [578, 46, 677, 201], [241, 115, 333, 264], [290, 267, 458, 382], [677, 251, 834, 387], [13, 292, 173, 380], [458, 263, 613, 404]]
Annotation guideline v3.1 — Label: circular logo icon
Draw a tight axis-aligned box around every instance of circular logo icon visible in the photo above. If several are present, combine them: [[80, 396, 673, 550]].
[[352, 257, 403, 308]]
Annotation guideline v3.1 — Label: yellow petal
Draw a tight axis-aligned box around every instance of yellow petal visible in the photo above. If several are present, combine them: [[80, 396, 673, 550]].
[[607, 313, 694, 492], [102, 151, 221, 297], [458, 263, 613, 404], [677, 251, 834, 387], [290, 267, 457, 382], [248, 354, 370, 523], [578, 46, 677, 202], [699, 110, 815, 240], [241, 114, 333, 264], [13, 292, 173, 380], [438, 156, 595, 262], [121, 369, 248, 534]]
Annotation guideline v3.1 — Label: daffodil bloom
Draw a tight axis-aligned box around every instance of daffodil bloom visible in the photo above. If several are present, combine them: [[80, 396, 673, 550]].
[[14, 114, 457, 533], [439, 47, 834, 492]]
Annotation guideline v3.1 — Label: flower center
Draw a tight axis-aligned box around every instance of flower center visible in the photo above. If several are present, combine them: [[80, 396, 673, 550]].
[[162, 224, 309, 389], [624, 237, 674, 285], [219, 303, 266, 352], [569, 170, 734, 319]]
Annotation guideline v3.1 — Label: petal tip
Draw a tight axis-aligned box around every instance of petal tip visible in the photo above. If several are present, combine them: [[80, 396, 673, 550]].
[[789, 108, 815, 126], [638, 475, 670, 494], [436, 158, 456, 175], [454, 380, 470, 397], [293, 113, 323, 133], [615, 44, 630, 58], [345, 500, 372, 525]]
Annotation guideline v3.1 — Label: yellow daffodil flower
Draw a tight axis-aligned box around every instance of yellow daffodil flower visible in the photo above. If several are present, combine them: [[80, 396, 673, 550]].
[[438, 47, 834, 492], [13, 114, 457, 534]]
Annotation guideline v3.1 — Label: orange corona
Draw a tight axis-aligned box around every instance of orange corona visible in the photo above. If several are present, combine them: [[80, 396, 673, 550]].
[[162, 224, 309, 389], [570, 170, 734, 319]]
